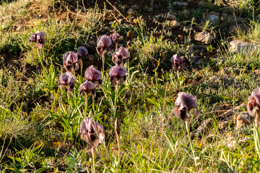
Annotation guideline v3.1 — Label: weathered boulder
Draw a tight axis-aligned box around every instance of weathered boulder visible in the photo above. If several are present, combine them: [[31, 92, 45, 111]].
[[194, 31, 214, 44], [229, 40, 260, 53]]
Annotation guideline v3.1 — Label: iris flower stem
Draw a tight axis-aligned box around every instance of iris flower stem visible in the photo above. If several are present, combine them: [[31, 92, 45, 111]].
[[177, 69, 179, 79], [127, 59, 130, 71], [186, 120, 198, 166], [67, 91, 70, 101], [116, 130, 121, 166], [185, 120, 190, 139], [115, 81, 120, 166], [92, 96, 95, 109], [37, 48, 44, 69], [86, 93, 88, 112], [116, 42, 118, 51], [80, 59, 83, 76], [116, 81, 119, 95], [256, 110, 259, 129], [92, 147, 95, 173], [102, 51, 106, 76]]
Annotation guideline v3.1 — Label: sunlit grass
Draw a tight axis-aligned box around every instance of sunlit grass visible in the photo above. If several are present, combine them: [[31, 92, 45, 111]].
[[1, 0, 260, 172]]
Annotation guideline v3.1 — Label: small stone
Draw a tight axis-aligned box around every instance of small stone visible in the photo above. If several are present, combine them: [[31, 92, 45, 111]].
[[221, 67, 230, 75], [218, 121, 228, 130], [132, 5, 139, 9], [173, 1, 188, 6], [173, 2, 181, 5], [209, 76, 219, 81], [194, 31, 214, 44], [254, 69, 260, 77], [126, 30, 134, 40], [55, 132, 62, 137], [224, 15, 246, 24], [209, 11, 220, 16], [89, 41, 96, 46], [221, 67, 239, 75], [195, 60, 202, 65], [170, 20, 181, 28], [182, 2, 188, 6], [16, 26, 23, 32], [236, 112, 253, 129], [178, 35, 183, 40], [206, 14, 219, 25], [191, 56, 197, 62], [119, 36, 124, 41], [167, 13, 177, 20]]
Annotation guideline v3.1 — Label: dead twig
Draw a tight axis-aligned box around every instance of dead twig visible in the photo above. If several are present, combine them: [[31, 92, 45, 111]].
[[217, 103, 246, 118], [0, 135, 13, 163], [106, 0, 130, 23], [190, 118, 213, 139]]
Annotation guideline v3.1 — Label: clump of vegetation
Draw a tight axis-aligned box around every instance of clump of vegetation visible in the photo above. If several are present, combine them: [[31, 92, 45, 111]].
[[134, 35, 181, 71]]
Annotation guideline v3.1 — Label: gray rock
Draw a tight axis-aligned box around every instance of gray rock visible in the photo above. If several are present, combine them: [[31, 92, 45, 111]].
[[208, 11, 220, 16], [167, 13, 177, 20], [195, 60, 202, 65], [170, 20, 181, 28], [119, 36, 124, 41], [218, 121, 228, 130], [194, 31, 214, 44], [229, 40, 260, 53], [236, 112, 253, 129], [191, 56, 198, 62], [221, 67, 239, 75], [224, 15, 246, 25], [132, 5, 139, 9], [229, 24, 246, 33], [172, 1, 188, 6], [207, 14, 219, 25]]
